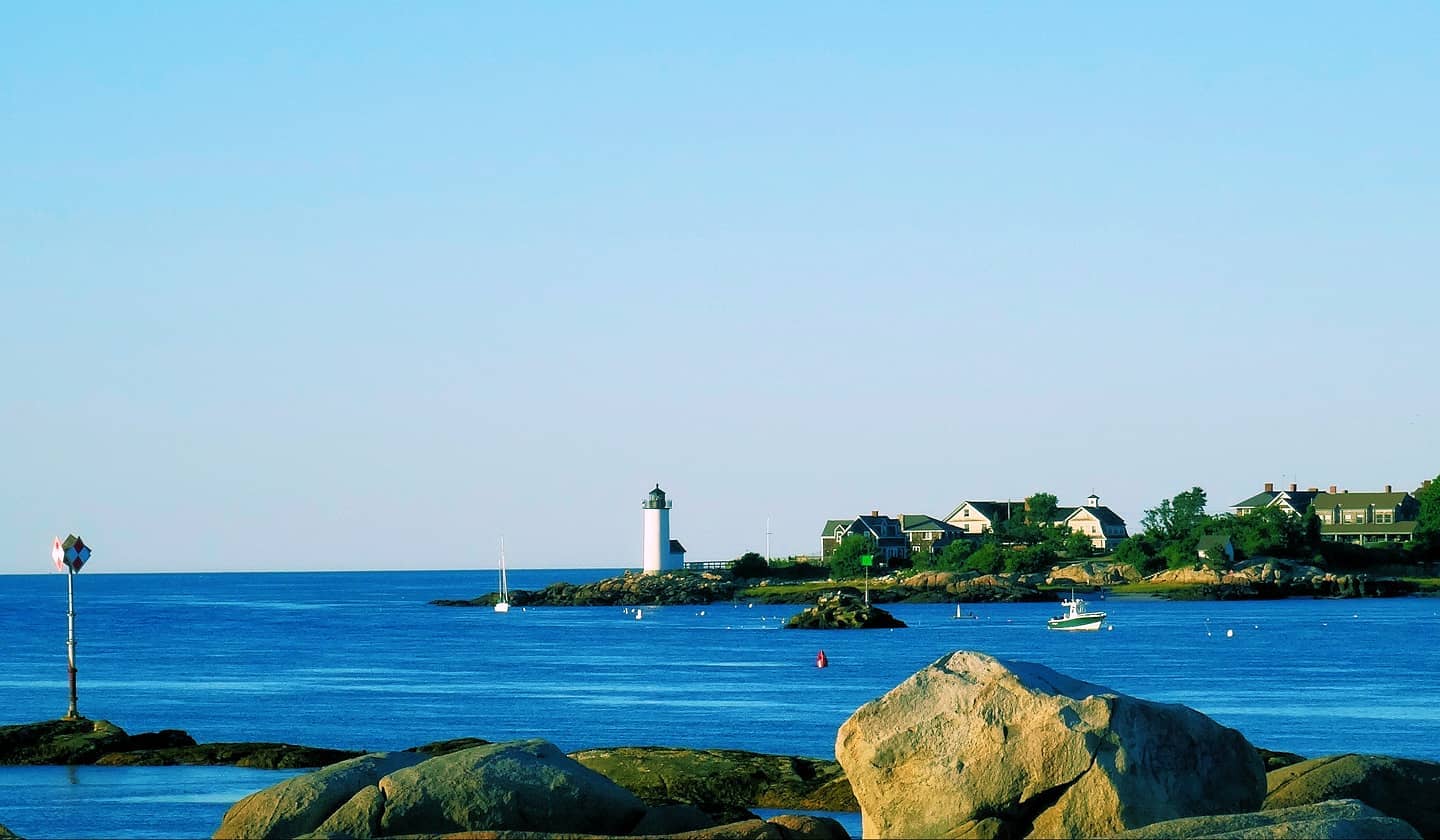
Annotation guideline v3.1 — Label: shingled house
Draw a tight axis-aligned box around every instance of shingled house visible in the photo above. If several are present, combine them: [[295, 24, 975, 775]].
[[818, 511, 910, 564], [1231, 481, 1428, 545]]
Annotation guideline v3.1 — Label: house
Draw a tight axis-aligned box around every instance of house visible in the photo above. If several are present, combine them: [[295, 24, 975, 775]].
[[818, 511, 909, 564], [1231, 483, 1322, 518], [944, 500, 1021, 535], [1231, 481, 1427, 545], [1055, 496, 1131, 551], [1197, 534, 1235, 565], [898, 514, 969, 556], [944, 494, 1129, 550]]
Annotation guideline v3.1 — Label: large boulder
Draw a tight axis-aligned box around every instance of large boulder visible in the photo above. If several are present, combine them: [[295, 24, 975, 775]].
[[836, 650, 1266, 839], [1115, 798, 1419, 839], [1264, 754, 1440, 838], [570, 745, 857, 819], [376, 739, 646, 836], [0, 821, 17, 838], [213, 751, 426, 839], [784, 592, 905, 629]]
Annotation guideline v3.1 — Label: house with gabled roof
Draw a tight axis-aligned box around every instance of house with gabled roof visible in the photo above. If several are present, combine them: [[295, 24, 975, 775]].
[[1055, 495, 1130, 550], [944, 500, 1021, 535], [1231, 483, 1322, 518], [898, 514, 969, 556], [818, 511, 909, 563], [1232, 480, 1428, 545], [945, 494, 1128, 550]]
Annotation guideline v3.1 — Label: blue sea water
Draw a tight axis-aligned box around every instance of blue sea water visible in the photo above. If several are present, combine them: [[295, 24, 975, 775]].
[[2, 569, 1439, 839]]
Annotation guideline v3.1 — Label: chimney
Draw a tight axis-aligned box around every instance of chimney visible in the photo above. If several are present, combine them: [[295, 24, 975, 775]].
[[870, 510, 879, 517], [1329, 485, 1337, 494], [1288, 483, 1297, 492], [1385, 484, 1392, 493], [1264, 482, 1274, 493], [1307, 487, 1318, 492]]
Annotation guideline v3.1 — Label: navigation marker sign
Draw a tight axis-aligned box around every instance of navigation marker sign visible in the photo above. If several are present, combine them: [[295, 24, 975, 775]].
[[54, 534, 94, 720]]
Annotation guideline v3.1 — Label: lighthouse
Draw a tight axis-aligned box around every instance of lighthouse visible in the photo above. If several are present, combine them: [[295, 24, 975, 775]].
[[642, 484, 678, 574]]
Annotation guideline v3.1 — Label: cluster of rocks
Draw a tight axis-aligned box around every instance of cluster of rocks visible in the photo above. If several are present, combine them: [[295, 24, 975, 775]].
[[835, 650, 1439, 838], [212, 739, 850, 839], [0, 719, 359, 769], [1148, 559, 1419, 600], [783, 591, 906, 629], [431, 570, 739, 608]]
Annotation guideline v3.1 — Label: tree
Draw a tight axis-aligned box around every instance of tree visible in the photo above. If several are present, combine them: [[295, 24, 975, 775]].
[[1143, 487, 1210, 540], [1024, 493, 1059, 527], [1415, 475, 1440, 553], [1064, 529, 1095, 559], [1111, 534, 1163, 575], [934, 538, 976, 572], [731, 551, 767, 579], [829, 534, 875, 581], [963, 542, 1003, 575]]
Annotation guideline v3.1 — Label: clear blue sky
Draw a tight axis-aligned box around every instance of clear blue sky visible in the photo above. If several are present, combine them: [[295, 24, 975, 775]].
[[3, 3, 1436, 573]]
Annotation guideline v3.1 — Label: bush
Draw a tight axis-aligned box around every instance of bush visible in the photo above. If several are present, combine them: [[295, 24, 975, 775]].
[[730, 552, 767, 579]]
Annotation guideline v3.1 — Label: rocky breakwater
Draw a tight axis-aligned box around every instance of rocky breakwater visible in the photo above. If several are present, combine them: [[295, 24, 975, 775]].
[[431, 570, 738, 608], [213, 739, 849, 839], [784, 591, 906, 629], [0, 718, 360, 769], [835, 650, 1268, 839], [1149, 558, 1419, 600], [875, 571, 1048, 604]]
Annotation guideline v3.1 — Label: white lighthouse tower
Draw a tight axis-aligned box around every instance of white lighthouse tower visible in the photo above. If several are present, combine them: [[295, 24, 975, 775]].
[[642, 484, 676, 575]]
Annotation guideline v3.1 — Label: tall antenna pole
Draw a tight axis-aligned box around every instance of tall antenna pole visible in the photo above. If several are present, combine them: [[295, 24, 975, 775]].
[[765, 517, 771, 564]]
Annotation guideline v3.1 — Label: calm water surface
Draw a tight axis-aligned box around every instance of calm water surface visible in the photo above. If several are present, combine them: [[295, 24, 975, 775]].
[[2, 570, 1438, 838]]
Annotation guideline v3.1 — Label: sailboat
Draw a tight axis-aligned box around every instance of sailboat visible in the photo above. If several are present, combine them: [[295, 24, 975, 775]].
[[494, 537, 511, 613]]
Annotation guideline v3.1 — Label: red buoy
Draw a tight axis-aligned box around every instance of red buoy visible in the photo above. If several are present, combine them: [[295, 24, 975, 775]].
[[816, 650, 828, 668]]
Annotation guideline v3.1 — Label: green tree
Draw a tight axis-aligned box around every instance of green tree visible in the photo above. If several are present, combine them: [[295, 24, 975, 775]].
[[730, 551, 767, 579], [1415, 475, 1440, 552], [963, 542, 1003, 575], [1111, 534, 1163, 575], [829, 534, 875, 580], [1063, 529, 1094, 559], [1143, 487, 1210, 540], [934, 538, 976, 572]]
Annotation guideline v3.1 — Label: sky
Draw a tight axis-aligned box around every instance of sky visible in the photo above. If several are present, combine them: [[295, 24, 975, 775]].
[[2, 3, 1437, 573]]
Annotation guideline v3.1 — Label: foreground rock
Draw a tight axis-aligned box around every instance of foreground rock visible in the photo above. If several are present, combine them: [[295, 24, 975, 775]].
[[1264, 754, 1440, 838], [214, 739, 847, 839], [96, 741, 364, 769], [571, 746, 857, 820], [432, 570, 738, 608], [1115, 799, 1420, 839], [0, 719, 192, 765], [836, 650, 1265, 839], [784, 592, 905, 629], [0, 821, 16, 838]]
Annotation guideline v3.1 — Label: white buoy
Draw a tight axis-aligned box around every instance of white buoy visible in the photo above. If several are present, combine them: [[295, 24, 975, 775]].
[[1106, 624, 1114, 631], [1226, 628, 1234, 638], [635, 609, 643, 620]]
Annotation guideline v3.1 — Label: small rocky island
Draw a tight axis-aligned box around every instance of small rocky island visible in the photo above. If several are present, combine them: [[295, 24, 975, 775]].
[[784, 591, 906, 629]]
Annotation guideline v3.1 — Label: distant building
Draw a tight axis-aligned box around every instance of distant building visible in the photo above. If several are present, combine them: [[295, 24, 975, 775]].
[[898, 514, 969, 556], [1197, 534, 1235, 565], [1231, 480, 1429, 545]]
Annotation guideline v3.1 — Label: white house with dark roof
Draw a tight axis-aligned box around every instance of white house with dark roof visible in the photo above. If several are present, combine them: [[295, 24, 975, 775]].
[[944, 494, 1129, 550]]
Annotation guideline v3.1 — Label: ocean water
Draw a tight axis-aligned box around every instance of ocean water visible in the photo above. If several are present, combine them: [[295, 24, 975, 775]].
[[2, 569, 1439, 839]]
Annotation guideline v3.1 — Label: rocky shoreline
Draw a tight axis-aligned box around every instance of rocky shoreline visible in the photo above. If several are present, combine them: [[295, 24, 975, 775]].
[[430, 558, 1426, 611]]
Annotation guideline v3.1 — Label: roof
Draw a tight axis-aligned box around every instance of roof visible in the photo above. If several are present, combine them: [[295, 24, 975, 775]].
[[899, 514, 958, 533], [1275, 491, 1321, 513], [820, 519, 851, 538], [944, 500, 1020, 523], [1232, 491, 1279, 509], [668, 539, 686, 553], [855, 515, 901, 536], [1313, 491, 1413, 510], [1321, 521, 1417, 535], [1063, 505, 1127, 527], [1197, 535, 1232, 550]]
